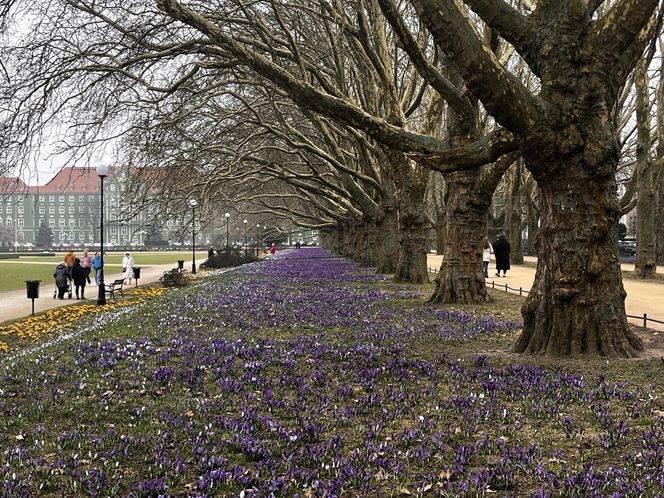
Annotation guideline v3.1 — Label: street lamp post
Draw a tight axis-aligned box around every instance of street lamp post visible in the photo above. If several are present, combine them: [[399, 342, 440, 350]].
[[96, 165, 108, 305], [190, 199, 198, 274], [255, 224, 260, 257], [243, 219, 247, 248], [224, 212, 230, 248]]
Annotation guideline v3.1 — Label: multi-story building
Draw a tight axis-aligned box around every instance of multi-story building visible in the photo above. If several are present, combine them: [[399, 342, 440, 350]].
[[0, 167, 148, 248]]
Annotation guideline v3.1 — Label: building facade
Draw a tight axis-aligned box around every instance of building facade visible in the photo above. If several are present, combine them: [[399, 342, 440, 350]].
[[0, 167, 147, 248]]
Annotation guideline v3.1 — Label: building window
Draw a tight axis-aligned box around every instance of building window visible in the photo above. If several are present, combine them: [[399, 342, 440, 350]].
[[69, 195, 75, 202], [167, 219, 173, 227], [49, 206, 55, 214], [58, 195, 64, 202], [78, 195, 84, 202], [110, 212, 117, 221], [6, 218, 12, 226], [39, 206, 45, 214], [60, 232, 67, 241], [110, 226, 117, 235], [17, 219, 24, 228], [110, 184, 116, 192], [0, 206, 3, 214], [69, 206, 74, 214], [59, 219, 65, 227], [69, 219, 75, 227], [39, 195, 44, 202], [121, 226, 128, 236], [59, 206, 64, 214], [17, 205, 23, 214], [49, 195, 55, 202], [6, 206, 11, 214], [79, 206, 84, 213], [48, 219, 55, 228]]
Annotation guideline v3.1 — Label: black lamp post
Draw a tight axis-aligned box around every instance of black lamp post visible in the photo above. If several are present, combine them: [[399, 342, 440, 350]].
[[190, 198, 198, 274], [255, 224, 260, 257], [243, 219, 247, 248], [96, 164, 108, 305], [225, 212, 230, 248]]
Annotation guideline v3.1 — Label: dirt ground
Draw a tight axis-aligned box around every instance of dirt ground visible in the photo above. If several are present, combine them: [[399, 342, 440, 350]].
[[427, 254, 664, 333]]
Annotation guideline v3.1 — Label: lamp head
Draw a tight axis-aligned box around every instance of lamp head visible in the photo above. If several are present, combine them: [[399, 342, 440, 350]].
[[224, 212, 230, 218], [96, 165, 109, 178], [189, 198, 198, 207], [243, 219, 247, 224]]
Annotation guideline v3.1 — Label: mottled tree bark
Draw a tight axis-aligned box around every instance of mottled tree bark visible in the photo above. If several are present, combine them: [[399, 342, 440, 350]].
[[515, 169, 642, 357], [505, 161, 524, 264], [634, 60, 657, 278], [429, 170, 490, 304]]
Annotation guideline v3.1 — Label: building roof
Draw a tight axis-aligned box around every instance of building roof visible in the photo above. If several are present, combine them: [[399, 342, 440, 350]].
[[35, 167, 117, 193], [0, 176, 30, 193]]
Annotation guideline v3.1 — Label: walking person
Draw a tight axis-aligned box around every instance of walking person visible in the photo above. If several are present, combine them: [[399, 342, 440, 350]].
[[492, 233, 511, 277], [91, 251, 103, 285], [53, 262, 70, 300], [70, 258, 87, 299], [482, 237, 493, 278], [268, 243, 277, 257], [80, 249, 92, 284], [64, 249, 76, 276], [122, 251, 135, 285]]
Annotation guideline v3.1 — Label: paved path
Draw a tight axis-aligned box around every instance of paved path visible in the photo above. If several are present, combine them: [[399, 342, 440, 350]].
[[428, 254, 664, 331], [0, 262, 180, 323]]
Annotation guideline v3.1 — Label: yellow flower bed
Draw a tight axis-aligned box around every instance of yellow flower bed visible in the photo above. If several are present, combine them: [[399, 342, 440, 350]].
[[0, 286, 170, 352]]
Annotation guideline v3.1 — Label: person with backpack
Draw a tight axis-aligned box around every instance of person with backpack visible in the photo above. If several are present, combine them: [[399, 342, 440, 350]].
[[70, 258, 87, 299], [53, 262, 70, 300], [91, 251, 103, 285]]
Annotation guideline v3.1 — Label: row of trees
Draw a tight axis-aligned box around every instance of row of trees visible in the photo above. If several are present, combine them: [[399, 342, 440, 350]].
[[1, 0, 662, 357]]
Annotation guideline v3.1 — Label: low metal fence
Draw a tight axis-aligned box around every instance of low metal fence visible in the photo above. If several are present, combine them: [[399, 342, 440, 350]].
[[427, 267, 663, 329]]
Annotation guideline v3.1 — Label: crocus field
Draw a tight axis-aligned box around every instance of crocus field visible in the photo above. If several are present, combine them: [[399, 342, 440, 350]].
[[1, 249, 663, 497]]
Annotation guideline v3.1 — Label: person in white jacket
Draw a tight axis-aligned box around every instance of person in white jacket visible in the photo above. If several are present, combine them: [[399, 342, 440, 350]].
[[482, 237, 493, 278], [122, 252, 135, 284]]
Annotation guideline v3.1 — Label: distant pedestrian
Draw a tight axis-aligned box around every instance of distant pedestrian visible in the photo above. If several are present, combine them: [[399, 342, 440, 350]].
[[70, 258, 87, 299], [122, 252, 135, 285], [482, 237, 493, 278], [92, 251, 103, 285], [208, 246, 215, 258], [492, 233, 511, 277], [53, 263, 70, 300], [80, 249, 92, 284], [64, 250, 76, 275], [269, 243, 277, 256]]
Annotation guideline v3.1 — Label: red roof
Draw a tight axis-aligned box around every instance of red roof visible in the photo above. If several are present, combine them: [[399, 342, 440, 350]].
[[0, 176, 30, 193], [36, 166, 117, 193]]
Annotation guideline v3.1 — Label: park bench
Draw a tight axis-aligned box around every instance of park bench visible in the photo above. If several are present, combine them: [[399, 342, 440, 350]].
[[105, 279, 125, 299]]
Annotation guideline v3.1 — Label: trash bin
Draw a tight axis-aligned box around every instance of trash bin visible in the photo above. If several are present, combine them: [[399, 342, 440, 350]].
[[133, 267, 141, 280], [177, 260, 184, 270], [25, 280, 41, 299]]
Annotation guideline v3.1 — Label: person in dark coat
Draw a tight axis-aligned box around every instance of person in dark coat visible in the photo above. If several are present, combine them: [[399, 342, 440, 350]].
[[492, 233, 511, 277], [70, 258, 87, 299], [53, 263, 70, 300]]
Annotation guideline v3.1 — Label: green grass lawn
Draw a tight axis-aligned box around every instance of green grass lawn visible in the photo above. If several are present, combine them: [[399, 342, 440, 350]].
[[0, 251, 208, 292]]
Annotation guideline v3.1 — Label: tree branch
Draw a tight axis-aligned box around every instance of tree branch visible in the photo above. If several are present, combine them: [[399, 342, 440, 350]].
[[376, 0, 474, 117], [461, 0, 537, 72], [412, 128, 518, 173], [154, 0, 453, 156], [411, 0, 541, 136], [587, 0, 657, 73]]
